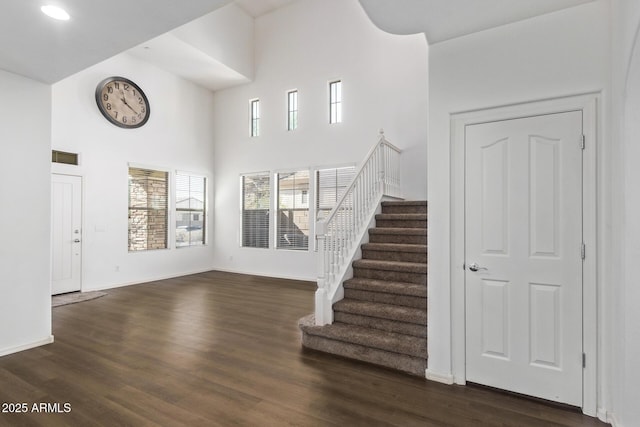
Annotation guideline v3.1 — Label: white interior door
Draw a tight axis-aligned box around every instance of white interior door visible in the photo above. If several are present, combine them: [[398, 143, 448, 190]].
[[51, 174, 82, 295], [464, 111, 583, 406]]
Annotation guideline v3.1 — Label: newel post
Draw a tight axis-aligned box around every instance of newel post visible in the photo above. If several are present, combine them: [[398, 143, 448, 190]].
[[315, 220, 333, 326]]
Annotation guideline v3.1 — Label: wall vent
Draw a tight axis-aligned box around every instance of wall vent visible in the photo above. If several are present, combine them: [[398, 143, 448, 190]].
[[52, 150, 78, 165]]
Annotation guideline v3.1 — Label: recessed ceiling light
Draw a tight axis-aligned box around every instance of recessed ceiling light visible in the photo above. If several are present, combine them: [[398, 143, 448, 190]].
[[41, 5, 70, 21]]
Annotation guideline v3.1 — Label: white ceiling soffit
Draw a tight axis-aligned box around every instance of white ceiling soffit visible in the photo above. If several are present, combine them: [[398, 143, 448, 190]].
[[0, 0, 232, 83], [358, 0, 597, 44], [234, 0, 298, 17], [127, 34, 250, 92]]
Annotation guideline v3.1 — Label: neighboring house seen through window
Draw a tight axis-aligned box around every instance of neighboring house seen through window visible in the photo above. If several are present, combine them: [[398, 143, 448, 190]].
[[176, 172, 206, 248], [277, 170, 310, 250]]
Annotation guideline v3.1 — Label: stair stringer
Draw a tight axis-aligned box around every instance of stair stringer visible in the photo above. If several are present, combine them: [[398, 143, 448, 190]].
[[303, 200, 428, 377]]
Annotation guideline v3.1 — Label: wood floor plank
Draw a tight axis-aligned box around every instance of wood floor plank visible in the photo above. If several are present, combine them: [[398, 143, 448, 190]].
[[0, 271, 608, 426]]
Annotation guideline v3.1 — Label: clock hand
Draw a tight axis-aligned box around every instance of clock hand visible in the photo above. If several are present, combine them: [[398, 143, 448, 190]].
[[120, 97, 139, 115], [125, 103, 139, 115]]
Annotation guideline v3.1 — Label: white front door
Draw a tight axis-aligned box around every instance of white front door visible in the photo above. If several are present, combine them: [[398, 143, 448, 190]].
[[464, 111, 583, 406], [51, 174, 82, 295]]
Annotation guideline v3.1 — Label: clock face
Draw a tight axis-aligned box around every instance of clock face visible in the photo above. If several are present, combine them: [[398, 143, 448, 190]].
[[95, 77, 150, 128]]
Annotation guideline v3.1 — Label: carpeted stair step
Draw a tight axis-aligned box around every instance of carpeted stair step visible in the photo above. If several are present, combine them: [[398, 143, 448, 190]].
[[334, 299, 426, 327], [375, 213, 427, 229], [353, 259, 427, 285], [344, 277, 427, 298], [334, 310, 427, 338], [299, 314, 427, 376], [344, 278, 426, 309], [299, 317, 427, 358], [381, 200, 427, 215], [368, 227, 427, 245], [362, 243, 427, 264]]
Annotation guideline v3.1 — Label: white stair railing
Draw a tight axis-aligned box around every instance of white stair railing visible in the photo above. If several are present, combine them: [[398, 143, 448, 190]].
[[315, 130, 402, 325]]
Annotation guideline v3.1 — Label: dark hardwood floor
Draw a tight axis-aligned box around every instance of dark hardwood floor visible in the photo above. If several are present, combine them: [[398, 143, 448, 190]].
[[0, 271, 608, 426]]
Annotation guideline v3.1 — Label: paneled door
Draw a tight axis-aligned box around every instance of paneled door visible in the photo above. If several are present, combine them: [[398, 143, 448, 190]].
[[464, 111, 583, 406], [51, 174, 82, 295]]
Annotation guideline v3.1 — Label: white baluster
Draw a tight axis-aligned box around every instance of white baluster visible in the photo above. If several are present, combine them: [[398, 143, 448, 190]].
[[315, 131, 402, 327]]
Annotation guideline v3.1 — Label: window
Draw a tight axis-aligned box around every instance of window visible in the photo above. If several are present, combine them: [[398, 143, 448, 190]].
[[250, 99, 260, 137], [176, 173, 206, 248], [329, 80, 342, 124], [277, 170, 310, 250], [316, 166, 356, 222], [287, 90, 298, 131], [241, 173, 270, 248], [128, 167, 168, 252]]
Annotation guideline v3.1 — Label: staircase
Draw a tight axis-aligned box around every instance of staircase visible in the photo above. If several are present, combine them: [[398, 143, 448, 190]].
[[300, 200, 427, 376]]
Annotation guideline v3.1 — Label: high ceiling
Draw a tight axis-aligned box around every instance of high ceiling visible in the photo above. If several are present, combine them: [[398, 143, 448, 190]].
[[234, 0, 298, 18], [0, 0, 233, 83], [358, 0, 597, 44], [0, 0, 599, 86]]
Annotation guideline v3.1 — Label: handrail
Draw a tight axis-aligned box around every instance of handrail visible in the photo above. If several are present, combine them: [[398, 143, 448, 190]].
[[321, 136, 401, 228], [315, 130, 402, 325]]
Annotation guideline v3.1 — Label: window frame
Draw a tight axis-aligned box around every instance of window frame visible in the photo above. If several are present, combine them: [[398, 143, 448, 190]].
[[250, 98, 260, 137], [329, 80, 342, 124], [276, 169, 311, 251], [287, 89, 298, 131], [314, 164, 356, 250], [175, 171, 208, 249], [240, 172, 271, 249], [127, 165, 170, 252]]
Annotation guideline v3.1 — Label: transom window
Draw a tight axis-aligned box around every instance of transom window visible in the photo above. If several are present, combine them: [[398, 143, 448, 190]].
[[329, 80, 342, 124], [288, 90, 298, 131], [250, 99, 260, 137]]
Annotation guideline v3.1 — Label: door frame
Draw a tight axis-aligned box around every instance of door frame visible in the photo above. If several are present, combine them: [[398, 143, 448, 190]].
[[450, 93, 598, 415], [51, 171, 84, 294]]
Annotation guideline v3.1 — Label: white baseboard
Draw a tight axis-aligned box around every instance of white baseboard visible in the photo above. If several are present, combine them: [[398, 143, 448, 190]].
[[425, 369, 455, 385], [0, 335, 54, 358], [211, 267, 316, 284], [82, 267, 223, 292], [607, 411, 620, 427]]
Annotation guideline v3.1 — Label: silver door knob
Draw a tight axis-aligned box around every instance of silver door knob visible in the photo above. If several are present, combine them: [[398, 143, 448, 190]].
[[468, 262, 487, 272], [74, 239, 81, 243]]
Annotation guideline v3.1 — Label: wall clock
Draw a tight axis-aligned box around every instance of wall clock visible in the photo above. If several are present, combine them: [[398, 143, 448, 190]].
[[95, 76, 150, 128]]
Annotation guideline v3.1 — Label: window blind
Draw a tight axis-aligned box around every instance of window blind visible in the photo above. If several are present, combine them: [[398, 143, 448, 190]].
[[316, 166, 356, 222], [242, 173, 270, 248]]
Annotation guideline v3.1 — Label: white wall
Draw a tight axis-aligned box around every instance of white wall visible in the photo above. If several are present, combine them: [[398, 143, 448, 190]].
[[211, 0, 428, 281], [427, 0, 610, 390], [52, 53, 217, 291], [611, 0, 640, 425], [0, 70, 52, 355], [172, 3, 254, 80]]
